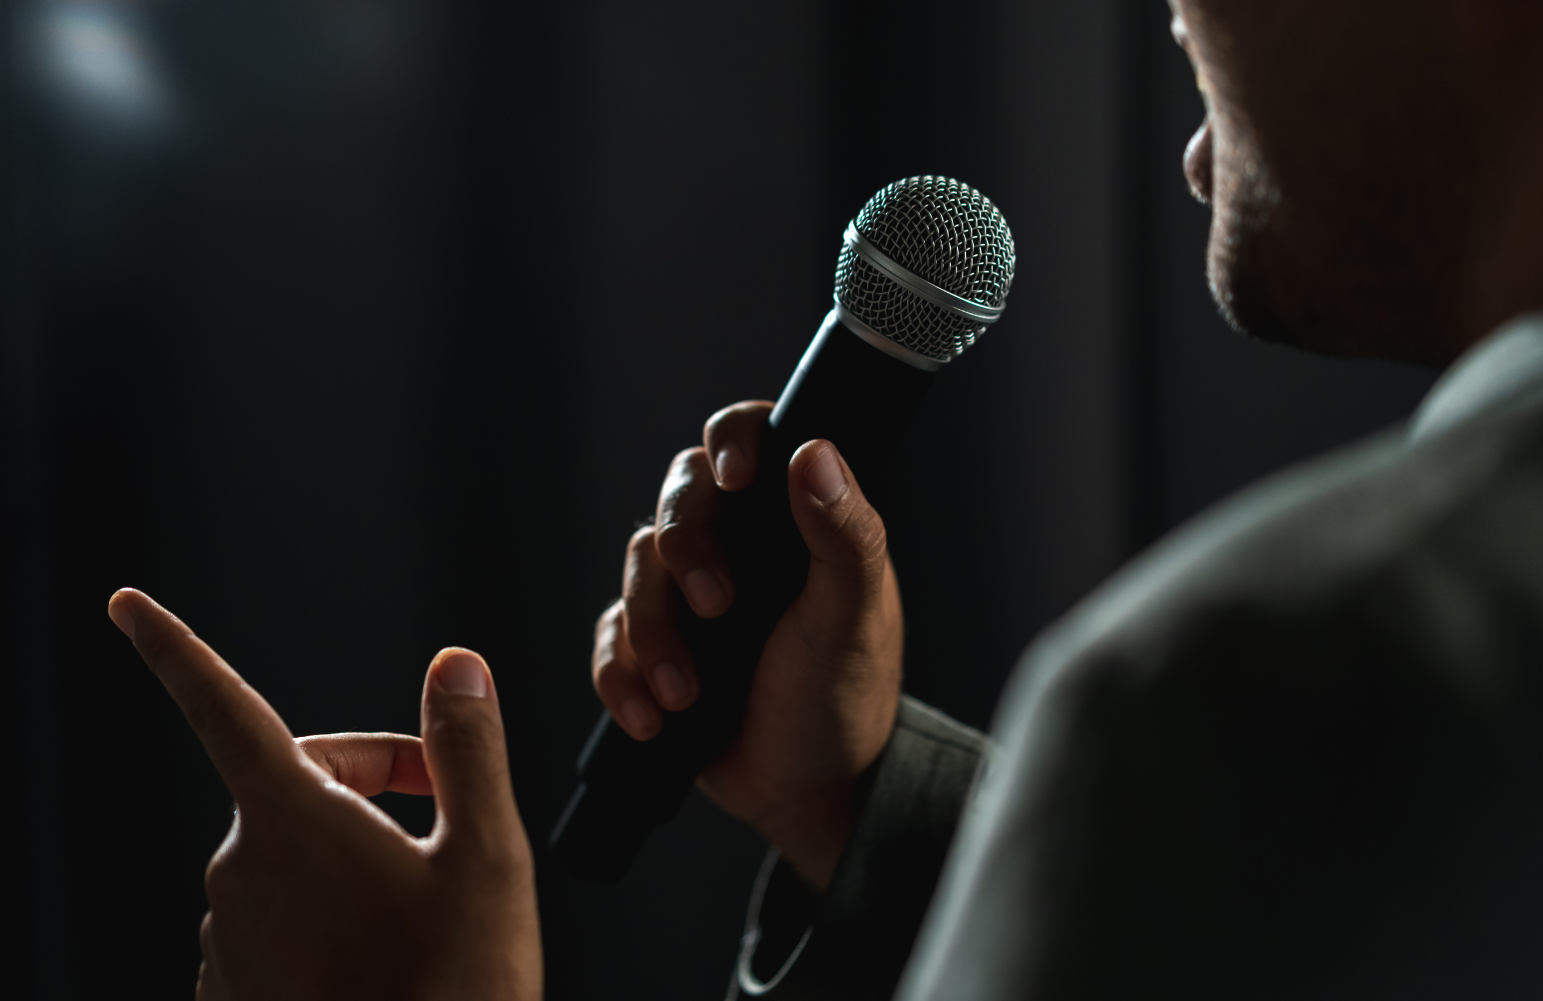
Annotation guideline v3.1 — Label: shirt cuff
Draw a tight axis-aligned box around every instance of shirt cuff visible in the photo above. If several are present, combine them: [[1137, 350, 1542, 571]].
[[731, 695, 991, 1000]]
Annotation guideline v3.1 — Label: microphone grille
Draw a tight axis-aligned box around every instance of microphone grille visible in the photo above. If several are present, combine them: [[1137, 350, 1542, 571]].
[[834, 176, 1016, 364]]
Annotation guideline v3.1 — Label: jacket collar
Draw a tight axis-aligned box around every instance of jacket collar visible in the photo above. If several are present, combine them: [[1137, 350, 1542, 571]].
[[1409, 313, 1543, 443]]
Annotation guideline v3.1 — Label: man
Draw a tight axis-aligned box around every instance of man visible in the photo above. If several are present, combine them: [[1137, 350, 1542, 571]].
[[111, 0, 1543, 996]]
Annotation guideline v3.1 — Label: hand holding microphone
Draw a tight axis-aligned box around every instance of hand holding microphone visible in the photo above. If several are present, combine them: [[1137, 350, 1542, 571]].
[[591, 413, 903, 888], [560, 176, 1017, 882]]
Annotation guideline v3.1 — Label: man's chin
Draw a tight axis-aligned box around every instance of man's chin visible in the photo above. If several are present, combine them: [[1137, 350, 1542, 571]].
[[1207, 246, 1386, 360], [1203, 209, 1320, 350], [1208, 264, 1445, 363], [1204, 216, 1454, 365], [1206, 261, 1312, 350]]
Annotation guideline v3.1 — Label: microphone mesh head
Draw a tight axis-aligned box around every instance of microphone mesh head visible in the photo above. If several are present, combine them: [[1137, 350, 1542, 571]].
[[834, 176, 1016, 363]]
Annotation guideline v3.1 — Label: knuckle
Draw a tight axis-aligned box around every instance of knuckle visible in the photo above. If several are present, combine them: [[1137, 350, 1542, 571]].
[[177, 676, 230, 734], [593, 601, 623, 643], [458, 833, 532, 884], [627, 524, 657, 554], [704, 408, 742, 450], [652, 519, 701, 567], [593, 650, 624, 693], [844, 503, 889, 569], [426, 712, 501, 756], [658, 449, 708, 517], [622, 533, 658, 597], [706, 400, 771, 438], [592, 604, 625, 679], [704, 403, 738, 434], [622, 562, 658, 609], [136, 622, 175, 666], [204, 854, 236, 903], [669, 446, 701, 473]]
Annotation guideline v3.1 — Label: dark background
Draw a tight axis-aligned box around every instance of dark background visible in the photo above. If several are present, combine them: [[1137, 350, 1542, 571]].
[[2, 1, 1436, 997]]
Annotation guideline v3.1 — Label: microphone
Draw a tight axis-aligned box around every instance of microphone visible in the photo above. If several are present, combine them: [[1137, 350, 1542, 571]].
[[549, 176, 1017, 883]]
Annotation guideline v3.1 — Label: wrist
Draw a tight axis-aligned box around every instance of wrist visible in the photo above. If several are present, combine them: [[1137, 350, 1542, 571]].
[[754, 785, 858, 892], [752, 699, 902, 891]]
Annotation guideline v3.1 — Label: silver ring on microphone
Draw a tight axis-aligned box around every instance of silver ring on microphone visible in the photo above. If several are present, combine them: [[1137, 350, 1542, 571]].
[[843, 222, 1005, 325]]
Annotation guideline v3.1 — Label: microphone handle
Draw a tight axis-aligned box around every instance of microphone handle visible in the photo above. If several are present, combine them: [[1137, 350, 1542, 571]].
[[549, 310, 935, 882]]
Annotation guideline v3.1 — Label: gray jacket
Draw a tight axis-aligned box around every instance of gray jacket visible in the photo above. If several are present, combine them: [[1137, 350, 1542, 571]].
[[733, 314, 1543, 1000]]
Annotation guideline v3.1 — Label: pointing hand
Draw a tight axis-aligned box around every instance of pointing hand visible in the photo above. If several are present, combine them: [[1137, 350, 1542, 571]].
[[108, 589, 542, 1001]]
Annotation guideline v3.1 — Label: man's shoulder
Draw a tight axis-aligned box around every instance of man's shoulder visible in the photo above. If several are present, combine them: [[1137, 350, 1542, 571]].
[[907, 391, 1543, 1001], [1020, 393, 1543, 702]]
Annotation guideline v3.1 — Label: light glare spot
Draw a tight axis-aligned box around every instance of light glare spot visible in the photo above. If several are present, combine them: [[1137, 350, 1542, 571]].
[[41, 1, 172, 134]]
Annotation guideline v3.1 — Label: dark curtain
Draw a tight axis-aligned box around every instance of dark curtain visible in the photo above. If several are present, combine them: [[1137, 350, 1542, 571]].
[[2, 1, 1434, 997]]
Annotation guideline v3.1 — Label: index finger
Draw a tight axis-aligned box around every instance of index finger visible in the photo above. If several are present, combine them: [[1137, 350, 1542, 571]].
[[108, 588, 307, 806], [297, 733, 432, 797], [703, 400, 773, 492]]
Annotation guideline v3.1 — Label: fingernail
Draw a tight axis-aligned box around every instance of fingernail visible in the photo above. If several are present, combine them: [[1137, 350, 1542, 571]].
[[621, 698, 653, 736], [805, 445, 848, 505], [435, 651, 488, 698], [714, 443, 744, 487], [684, 568, 728, 614], [652, 662, 689, 708], [108, 592, 136, 641]]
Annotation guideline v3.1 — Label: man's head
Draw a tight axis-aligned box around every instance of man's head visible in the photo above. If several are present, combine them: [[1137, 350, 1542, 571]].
[[1171, 0, 1543, 364]]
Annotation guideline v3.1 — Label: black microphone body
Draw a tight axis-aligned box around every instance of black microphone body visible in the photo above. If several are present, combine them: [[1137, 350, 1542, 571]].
[[549, 310, 934, 883]]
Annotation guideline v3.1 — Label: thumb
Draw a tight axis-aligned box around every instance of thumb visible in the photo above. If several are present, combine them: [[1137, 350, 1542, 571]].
[[786, 441, 889, 635], [420, 648, 522, 861]]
